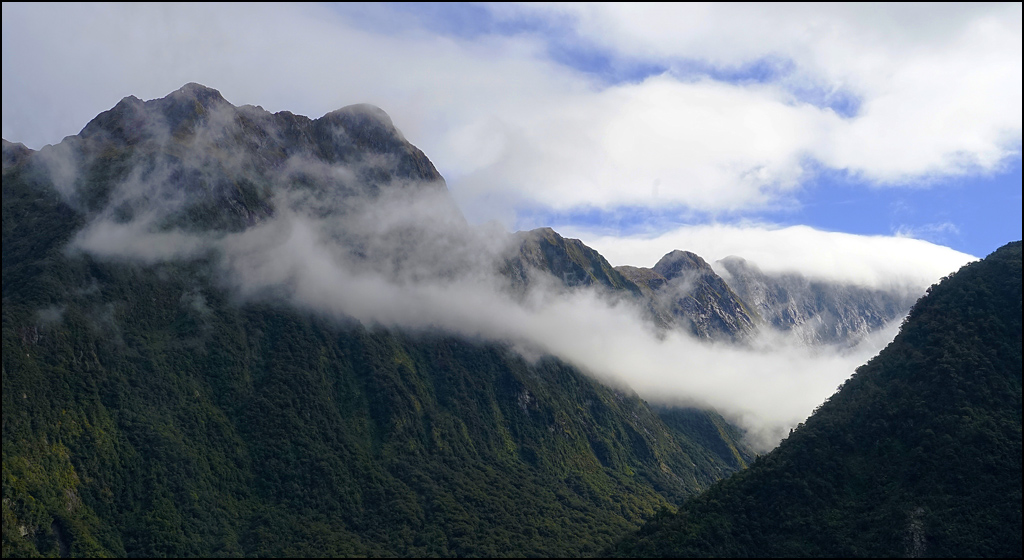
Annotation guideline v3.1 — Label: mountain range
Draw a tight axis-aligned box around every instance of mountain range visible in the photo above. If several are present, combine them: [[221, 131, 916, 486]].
[[4, 83, 1009, 557], [612, 241, 1022, 557]]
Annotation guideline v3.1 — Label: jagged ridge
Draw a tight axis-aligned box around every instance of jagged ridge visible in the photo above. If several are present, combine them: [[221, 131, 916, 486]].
[[612, 241, 1023, 557]]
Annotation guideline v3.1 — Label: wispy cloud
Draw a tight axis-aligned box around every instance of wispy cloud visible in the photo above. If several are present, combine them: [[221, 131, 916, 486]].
[[3, 3, 1020, 222], [2, 3, 1010, 449], [894, 221, 961, 245], [560, 222, 976, 291], [33, 97, 944, 451]]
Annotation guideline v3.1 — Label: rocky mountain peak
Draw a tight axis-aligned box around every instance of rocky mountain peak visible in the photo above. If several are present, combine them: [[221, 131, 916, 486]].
[[78, 94, 149, 144], [170, 82, 229, 106], [27, 83, 449, 234], [616, 250, 759, 341], [502, 227, 641, 294], [653, 250, 713, 280], [713, 254, 917, 346], [716, 255, 758, 278], [323, 103, 398, 134], [2, 139, 33, 169], [78, 83, 232, 145]]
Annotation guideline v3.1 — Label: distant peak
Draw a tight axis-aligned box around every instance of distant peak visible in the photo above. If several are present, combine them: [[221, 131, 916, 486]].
[[653, 250, 712, 280], [324, 103, 391, 124], [527, 227, 559, 237], [166, 82, 230, 109], [115, 94, 144, 106], [717, 255, 761, 277], [177, 82, 217, 94], [174, 82, 224, 97], [321, 103, 402, 139], [516, 227, 572, 247], [332, 103, 391, 119], [719, 255, 747, 266], [2, 139, 34, 169]]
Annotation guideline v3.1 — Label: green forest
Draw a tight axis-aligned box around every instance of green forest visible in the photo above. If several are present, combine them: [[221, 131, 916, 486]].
[[4, 82, 1021, 558], [612, 241, 1023, 557], [2, 158, 751, 557]]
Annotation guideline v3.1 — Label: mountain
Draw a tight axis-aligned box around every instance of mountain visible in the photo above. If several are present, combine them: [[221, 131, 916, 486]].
[[615, 251, 914, 346], [2, 84, 755, 557], [501, 227, 641, 295], [716, 255, 916, 346], [617, 251, 759, 341], [611, 241, 1023, 557]]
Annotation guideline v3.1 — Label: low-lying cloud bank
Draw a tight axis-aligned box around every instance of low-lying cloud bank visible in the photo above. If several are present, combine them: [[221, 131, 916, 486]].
[[36, 90, 972, 452], [4, 3, 1020, 220], [562, 223, 977, 293], [67, 172, 930, 451]]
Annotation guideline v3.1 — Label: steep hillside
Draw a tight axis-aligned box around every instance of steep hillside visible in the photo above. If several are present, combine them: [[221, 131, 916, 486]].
[[717, 256, 915, 345], [501, 227, 642, 296], [2, 84, 754, 557], [619, 251, 759, 341], [612, 242, 1023, 557]]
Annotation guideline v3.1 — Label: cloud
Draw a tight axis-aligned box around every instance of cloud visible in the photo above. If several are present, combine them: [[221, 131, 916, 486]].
[[3, 3, 1020, 221], [894, 221, 961, 245], [208, 199, 889, 451], [44, 109, 908, 452], [36, 305, 66, 326], [211, 204, 897, 451], [559, 222, 977, 292], [6, 2, 1005, 450], [71, 216, 213, 263]]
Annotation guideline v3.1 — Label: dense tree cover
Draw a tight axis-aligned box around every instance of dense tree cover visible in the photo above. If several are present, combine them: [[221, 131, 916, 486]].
[[2, 153, 752, 557], [612, 241, 1023, 557]]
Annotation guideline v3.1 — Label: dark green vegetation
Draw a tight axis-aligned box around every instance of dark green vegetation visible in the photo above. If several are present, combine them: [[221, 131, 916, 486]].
[[2, 85, 755, 557], [613, 241, 1023, 557]]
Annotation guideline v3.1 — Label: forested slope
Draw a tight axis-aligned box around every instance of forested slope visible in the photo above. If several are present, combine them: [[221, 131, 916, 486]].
[[612, 241, 1023, 557], [1, 85, 754, 557]]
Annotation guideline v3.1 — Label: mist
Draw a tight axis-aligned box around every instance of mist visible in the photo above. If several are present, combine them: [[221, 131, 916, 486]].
[[210, 206, 899, 451], [35, 95, 927, 452]]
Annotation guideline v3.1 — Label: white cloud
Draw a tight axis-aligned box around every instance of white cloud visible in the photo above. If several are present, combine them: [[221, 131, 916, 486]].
[[3, 3, 1020, 220], [71, 216, 212, 264], [560, 223, 977, 292], [49, 113, 907, 451], [4, 2, 1006, 450], [450, 76, 833, 212], [509, 3, 1023, 179], [211, 202, 899, 452]]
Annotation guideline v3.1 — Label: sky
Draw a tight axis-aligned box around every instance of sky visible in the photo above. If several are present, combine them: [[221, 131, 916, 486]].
[[3, 2, 1020, 273], [3, 2, 1020, 448]]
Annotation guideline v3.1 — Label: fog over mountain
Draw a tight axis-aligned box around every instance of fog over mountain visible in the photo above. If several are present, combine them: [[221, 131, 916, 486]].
[[6, 84, 969, 449], [611, 241, 1023, 557]]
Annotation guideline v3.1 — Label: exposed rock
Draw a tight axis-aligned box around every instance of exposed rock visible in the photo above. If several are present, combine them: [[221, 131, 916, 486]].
[[502, 227, 641, 296], [716, 255, 916, 345], [615, 251, 759, 341]]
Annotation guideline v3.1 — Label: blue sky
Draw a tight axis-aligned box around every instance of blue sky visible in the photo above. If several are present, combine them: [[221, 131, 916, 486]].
[[3, 2, 1020, 278], [516, 163, 1023, 260], [2, 2, 1015, 434], [375, 2, 1021, 260]]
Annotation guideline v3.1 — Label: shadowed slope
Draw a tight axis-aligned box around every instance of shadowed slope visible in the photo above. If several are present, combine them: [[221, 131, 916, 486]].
[[612, 241, 1022, 557], [2, 84, 754, 557]]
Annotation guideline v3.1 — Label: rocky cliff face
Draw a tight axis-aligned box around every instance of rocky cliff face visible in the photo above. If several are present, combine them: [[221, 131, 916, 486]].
[[518, 236, 916, 347], [501, 227, 642, 296], [716, 256, 916, 345], [2, 83, 756, 558], [612, 242, 1023, 558], [615, 252, 759, 341], [37, 83, 452, 234]]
